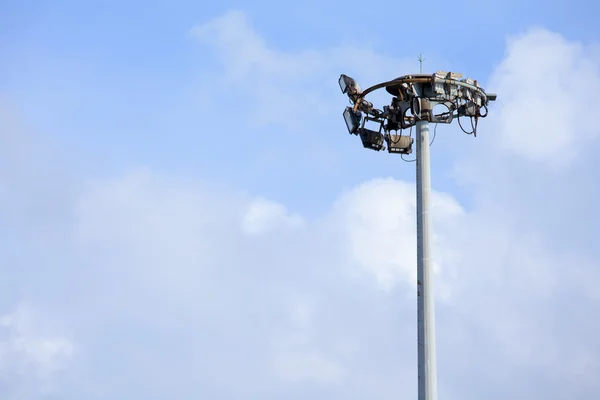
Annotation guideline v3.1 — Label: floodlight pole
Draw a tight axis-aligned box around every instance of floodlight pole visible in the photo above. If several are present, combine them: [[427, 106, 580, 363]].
[[415, 119, 437, 400], [339, 70, 495, 400]]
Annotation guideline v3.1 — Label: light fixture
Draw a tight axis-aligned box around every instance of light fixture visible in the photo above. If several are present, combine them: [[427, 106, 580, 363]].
[[359, 128, 384, 151], [343, 107, 362, 134], [339, 74, 362, 96], [386, 134, 414, 154], [339, 71, 496, 151]]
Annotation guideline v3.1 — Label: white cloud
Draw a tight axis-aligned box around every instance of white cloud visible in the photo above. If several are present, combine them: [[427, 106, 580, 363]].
[[330, 178, 465, 293], [3, 133, 600, 399], [0, 305, 74, 392], [270, 299, 346, 384], [488, 28, 600, 166], [68, 163, 600, 390], [242, 197, 305, 235], [74, 170, 463, 298], [271, 349, 345, 384]]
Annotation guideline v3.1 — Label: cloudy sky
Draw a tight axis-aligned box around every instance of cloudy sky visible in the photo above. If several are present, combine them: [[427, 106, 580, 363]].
[[2, 1, 600, 399]]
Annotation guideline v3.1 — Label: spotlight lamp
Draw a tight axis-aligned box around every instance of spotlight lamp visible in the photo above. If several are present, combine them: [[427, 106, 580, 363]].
[[339, 74, 362, 96], [386, 134, 414, 154], [343, 106, 362, 134], [359, 128, 384, 151]]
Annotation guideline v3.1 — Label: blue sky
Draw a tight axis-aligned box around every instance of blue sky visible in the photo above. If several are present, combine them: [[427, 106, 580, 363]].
[[1, 1, 600, 399]]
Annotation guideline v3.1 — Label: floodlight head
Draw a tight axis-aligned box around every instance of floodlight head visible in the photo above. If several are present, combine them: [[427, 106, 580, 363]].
[[359, 128, 384, 151], [386, 134, 414, 154], [343, 107, 362, 135], [339, 74, 362, 95], [486, 93, 497, 101]]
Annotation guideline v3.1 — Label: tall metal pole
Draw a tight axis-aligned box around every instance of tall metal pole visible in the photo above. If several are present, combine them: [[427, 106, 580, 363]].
[[416, 119, 437, 400]]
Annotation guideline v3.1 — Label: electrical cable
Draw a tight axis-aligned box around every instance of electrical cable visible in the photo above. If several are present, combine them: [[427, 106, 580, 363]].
[[457, 108, 475, 135], [430, 123, 438, 146], [478, 104, 488, 118], [401, 154, 416, 163], [401, 126, 416, 162], [390, 126, 403, 144], [470, 116, 478, 137], [458, 116, 473, 135]]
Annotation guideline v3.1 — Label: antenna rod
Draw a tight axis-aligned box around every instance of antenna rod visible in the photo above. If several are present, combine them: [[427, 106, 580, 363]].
[[418, 53, 426, 74]]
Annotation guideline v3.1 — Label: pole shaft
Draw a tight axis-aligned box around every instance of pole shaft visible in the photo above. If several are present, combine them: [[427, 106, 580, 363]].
[[416, 120, 437, 400]]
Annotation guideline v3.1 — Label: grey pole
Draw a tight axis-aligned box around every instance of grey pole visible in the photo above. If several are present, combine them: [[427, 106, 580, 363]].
[[415, 119, 437, 400]]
